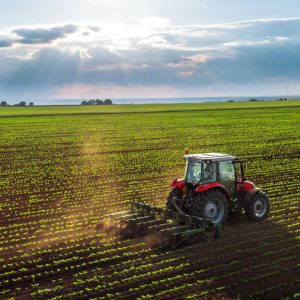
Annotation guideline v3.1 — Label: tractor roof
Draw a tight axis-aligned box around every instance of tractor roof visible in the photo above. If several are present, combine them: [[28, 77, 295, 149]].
[[184, 152, 236, 162]]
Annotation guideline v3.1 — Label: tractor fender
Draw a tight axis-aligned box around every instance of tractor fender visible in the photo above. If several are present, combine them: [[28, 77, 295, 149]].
[[243, 188, 262, 206], [244, 180, 255, 192], [195, 182, 230, 201], [171, 178, 185, 191], [237, 179, 255, 192]]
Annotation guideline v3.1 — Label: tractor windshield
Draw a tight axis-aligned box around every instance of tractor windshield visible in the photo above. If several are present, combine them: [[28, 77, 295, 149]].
[[185, 161, 202, 184]]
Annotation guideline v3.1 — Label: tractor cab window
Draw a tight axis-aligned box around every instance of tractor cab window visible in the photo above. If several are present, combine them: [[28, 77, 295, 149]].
[[202, 161, 217, 183], [219, 161, 235, 180], [219, 161, 236, 196], [185, 162, 202, 184]]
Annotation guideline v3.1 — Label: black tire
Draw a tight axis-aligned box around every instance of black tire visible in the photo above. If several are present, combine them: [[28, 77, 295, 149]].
[[166, 188, 182, 210], [245, 190, 270, 221], [190, 189, 229, 225]]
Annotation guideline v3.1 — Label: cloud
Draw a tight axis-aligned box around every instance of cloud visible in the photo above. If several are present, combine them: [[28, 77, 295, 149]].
[[13, 24, 78, 44], [1, 17, 300, 98], [0, 33, 15, 48], [88, 25, 101, 32], [0, 39, 13, 48], [3, 47, 81, 87]]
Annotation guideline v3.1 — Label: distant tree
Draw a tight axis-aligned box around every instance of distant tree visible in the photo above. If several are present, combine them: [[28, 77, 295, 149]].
[[0, 101, 8, 106], [104, 99, 113, 105], [29, 102, 34, 106], [87, 100, 96, 105], [81, 99, 112, 105], [249, 98, 258, 102], [14, 101, 27, 106]]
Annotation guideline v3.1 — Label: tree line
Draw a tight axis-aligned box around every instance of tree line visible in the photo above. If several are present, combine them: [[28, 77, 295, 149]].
[[1, 101, 34, 106], [81, 99, 113, 105], [0, 99, 113, 106]]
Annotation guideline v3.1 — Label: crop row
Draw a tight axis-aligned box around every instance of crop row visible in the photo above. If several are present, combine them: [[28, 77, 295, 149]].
[[0, 104, 299, 299]]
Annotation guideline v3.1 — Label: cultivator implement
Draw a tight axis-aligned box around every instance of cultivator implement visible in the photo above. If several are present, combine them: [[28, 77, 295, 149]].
[[106, 202, 222, 249]]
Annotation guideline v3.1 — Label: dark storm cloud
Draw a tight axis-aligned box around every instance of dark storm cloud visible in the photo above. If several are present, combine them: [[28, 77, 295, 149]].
[[13, 24, 78, 44]]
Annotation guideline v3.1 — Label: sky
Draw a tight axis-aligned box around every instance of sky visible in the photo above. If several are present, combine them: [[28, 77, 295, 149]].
[[1, 0, 300, 103]]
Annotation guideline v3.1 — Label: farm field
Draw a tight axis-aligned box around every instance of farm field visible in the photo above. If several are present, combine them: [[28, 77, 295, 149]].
[[0, 100, 299, 299]]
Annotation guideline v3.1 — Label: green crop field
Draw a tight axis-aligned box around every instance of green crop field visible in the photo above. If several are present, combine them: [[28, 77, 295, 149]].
[[0, 100, 299, 299]]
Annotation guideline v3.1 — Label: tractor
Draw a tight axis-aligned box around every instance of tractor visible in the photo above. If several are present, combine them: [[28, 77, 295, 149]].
[[167, 151, 270, 225], [106, 152, 270, 248]]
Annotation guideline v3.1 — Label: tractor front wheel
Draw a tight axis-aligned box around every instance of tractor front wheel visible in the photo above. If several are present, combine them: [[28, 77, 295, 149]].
[[191, 189, 229, 225], [245, 191, 270, 221]]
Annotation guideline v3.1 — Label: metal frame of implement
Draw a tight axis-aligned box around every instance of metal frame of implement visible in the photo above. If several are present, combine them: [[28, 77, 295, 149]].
[[107, 202, 222, 248]]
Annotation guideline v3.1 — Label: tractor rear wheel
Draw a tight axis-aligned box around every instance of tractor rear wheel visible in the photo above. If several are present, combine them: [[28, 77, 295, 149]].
[[166, 188, 182, 210], [245, 190, 270, 221], [191, 189, 229, 225]]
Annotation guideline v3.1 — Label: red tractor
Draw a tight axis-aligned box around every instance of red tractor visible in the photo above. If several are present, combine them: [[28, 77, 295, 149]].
[[106, 152, 270, 247], [167, 152, 270, 225]]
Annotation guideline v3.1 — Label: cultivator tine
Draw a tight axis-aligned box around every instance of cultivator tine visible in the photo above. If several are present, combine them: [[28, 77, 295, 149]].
[[138, 219, 165, 227], [124, 216, 154, 223], [160, 225, 190, 233], [148, 223, 174, 231]]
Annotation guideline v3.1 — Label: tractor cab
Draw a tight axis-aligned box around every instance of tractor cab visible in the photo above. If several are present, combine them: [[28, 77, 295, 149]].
[[184, 153, 238, 198]]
